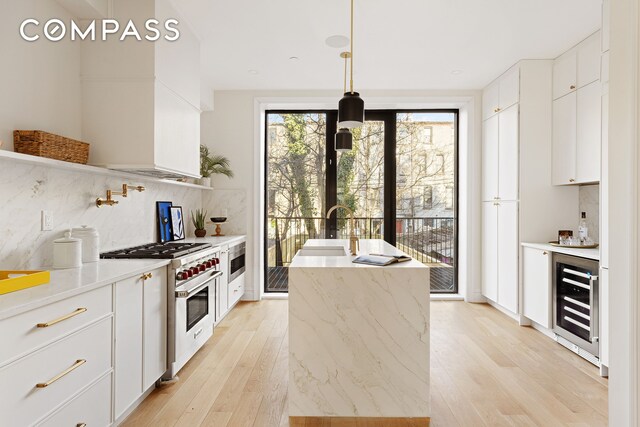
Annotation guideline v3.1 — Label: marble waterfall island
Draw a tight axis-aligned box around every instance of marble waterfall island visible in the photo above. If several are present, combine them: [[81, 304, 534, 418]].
[[288, 239, 430, 424]]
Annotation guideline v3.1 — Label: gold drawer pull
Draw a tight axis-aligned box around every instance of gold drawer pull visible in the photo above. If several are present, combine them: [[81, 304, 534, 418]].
[[36, 359, 86, 388], [569, 178, 576, 183], [141, 272, 153, 280], [570, 85, 576, 90], [37, 308, 87, 328], [77, 424, 87, 427]]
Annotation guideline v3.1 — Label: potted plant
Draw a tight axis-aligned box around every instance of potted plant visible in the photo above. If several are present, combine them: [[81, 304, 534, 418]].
[[199, 145, 234, 186], [191, 209, 207, 237]]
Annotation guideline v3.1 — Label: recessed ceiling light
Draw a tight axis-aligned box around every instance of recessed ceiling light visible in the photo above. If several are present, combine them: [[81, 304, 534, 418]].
[[248, 69, 259, 75], [451, 70, 463, 75], [289, 56, 300, 61], [325, 35, 349, 48]]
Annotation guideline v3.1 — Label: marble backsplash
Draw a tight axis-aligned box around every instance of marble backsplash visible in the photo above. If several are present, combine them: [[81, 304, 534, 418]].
[[0, 159, 202, 269], [579, 184, 600, 242], [203, 189, 247, 235]]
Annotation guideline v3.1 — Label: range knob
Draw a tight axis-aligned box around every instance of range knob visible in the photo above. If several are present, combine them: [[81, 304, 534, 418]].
[[190, 267, 199, 276], [185, 270, 193, 278], [198, 264, 206, 272], [212, 258, 219, 265], [176, 271, 186, 280], [205, 261, 213, 269]]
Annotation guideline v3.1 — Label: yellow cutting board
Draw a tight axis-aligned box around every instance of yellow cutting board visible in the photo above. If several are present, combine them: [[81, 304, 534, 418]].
[[0, 271, 51, 295]]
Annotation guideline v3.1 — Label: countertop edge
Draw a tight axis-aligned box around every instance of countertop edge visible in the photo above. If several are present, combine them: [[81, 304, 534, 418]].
[[521, 242, 600, 261], [0, 259, 170, 321]]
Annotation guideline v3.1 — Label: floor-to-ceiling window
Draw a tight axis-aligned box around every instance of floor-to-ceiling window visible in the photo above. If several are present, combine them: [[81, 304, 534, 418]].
[[265, 110, 458, 294]]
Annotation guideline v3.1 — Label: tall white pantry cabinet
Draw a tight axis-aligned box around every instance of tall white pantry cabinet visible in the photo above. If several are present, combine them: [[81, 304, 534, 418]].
[[481, 60, 578, 315]]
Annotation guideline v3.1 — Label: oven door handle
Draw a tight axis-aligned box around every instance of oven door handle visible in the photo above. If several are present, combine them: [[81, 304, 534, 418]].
[[176, 271, 222, 298]]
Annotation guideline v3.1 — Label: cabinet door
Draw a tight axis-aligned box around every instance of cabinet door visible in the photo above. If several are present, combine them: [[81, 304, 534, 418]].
[[497, 201, 519, 313], [142, 268, 167, 390], [602, 0, 610, 52], [115, 275, 143, 419], [576, 81, 602, 183], [552, 92, 577, 185], [498, 105, 519, 201], [553, 48, 577, 100], [522, 247, 552, 328], [483, 81, 500, 121], [600, 268, 609, 367], [482, 115, 499, 201], [482, 202, 498, 302], [499, 67, 520, 111], [577, 32, 601, 88]]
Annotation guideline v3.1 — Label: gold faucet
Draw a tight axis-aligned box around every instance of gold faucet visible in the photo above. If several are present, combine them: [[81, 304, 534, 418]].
[[326, 204, 360, 256]]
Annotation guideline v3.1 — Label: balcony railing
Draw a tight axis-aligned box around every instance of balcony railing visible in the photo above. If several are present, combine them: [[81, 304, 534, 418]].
[[266, 216, 456, 293]]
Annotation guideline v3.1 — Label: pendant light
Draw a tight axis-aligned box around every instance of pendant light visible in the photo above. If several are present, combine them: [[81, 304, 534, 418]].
[[335, 51, 353, 152], [337, 0, 364, 129]]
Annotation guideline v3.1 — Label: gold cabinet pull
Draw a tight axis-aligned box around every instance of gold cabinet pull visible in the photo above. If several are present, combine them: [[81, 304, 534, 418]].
[[37, 308, 87, 328], [36, 359, 86, 388], [543, 251, 549, 255], [570, 85, 576, 90], [140, 272, 153, 281], [569, 178, 576, 183], [77, 424, 87, 427], [494, 107, 501, 113]]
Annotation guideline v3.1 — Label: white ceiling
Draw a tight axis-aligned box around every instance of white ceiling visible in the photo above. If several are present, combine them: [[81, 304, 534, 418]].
[[171, 0, 602, 91]]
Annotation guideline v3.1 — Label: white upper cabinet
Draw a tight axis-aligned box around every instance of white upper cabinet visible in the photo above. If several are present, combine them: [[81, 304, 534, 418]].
[[482, 115, 499, 201], [553, 48, 577, 100], [576, 81, 602, 183], [499, 67, 520, 112], [552, 92, 578, 185], [483, 67, 519, 121], [577, 32, 602, 89], [553, 31, 601, 101], [552, 32, 602, 185], [498, 105, 519, 201], [483, 81, 500, 121]]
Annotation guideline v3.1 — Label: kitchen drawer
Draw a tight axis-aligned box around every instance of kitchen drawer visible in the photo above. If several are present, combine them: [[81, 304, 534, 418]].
[[0, 317, 112, 427], [228, 274, 245, 307], [38, 373, 112, 427], [0, 284, 112, 365]]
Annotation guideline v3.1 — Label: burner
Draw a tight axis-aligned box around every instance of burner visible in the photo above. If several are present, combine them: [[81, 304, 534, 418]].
[[101, 242, 212, 259]]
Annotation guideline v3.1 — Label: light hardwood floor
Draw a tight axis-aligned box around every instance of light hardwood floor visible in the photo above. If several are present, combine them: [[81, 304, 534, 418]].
[[123, 300, 608, 427]]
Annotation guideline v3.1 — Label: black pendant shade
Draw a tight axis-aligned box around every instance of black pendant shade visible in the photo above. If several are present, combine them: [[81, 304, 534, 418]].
[[337, 92, 364, 129], [335, 128, 353, 152]]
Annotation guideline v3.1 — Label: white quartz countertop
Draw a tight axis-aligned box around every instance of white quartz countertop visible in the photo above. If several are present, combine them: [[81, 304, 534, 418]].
[[0, 259, 170, 320], [183, 235, 245, 247], [522, 242, 600, 261], [290, 239, 427, 269]]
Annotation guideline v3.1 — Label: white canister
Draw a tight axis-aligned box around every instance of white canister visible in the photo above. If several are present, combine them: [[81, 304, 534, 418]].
[[72, 225, 100, 263], [53, 231, 82, 269]]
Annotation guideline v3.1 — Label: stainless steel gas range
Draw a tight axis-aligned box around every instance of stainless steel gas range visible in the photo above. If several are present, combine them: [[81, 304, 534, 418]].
[[101, 242, 222, 380]]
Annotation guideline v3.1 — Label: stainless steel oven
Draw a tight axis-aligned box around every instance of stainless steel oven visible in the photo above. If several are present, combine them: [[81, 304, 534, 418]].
[[165, 247, 221, 380], [229, 241, 246, 283], [553, 254, 599, 364]]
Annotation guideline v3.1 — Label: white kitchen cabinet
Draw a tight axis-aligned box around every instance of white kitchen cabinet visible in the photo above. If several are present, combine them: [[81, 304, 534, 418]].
[[553, 48, 577, 100], [552, 92, 578, 185], [577, 32, 602, 89], [482, 81, 500, 121], [143, 268, 167, 390], [482, 115, 499, 201], [600, 268, 609, 368], [482, 104, 519, 202], [482, 66, 519, 121], [482, 59, 578, 316], [228, 274, 245, 308], [553, 31, 601, 100], [497, 202, 519, 313], [576, 81, 602, 183], [601, 93, 610, 268], [602, 0, 611, 52], [498, 105, 519, 201], [115, 274, 143, 419], [115, 266, 167, 419], [482, 202, 499, 302], [522, 246, 552, 328], [552, 81, 601, 185], [216, 277, 229, 324]]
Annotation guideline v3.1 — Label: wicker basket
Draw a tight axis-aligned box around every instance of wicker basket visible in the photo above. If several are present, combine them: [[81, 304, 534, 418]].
[[13, 130, 90, 164]]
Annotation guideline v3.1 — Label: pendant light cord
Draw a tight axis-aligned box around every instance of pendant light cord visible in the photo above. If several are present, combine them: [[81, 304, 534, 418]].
[[350, 0, 354, 94], [343, 54, 348, 94]]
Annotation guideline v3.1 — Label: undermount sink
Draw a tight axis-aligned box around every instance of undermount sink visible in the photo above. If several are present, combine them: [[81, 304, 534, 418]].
[[296, 246, 349, 257]]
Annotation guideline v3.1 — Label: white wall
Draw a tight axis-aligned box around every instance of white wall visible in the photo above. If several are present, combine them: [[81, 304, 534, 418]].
[[0, 0, 82, 151], [201, 89, 482, 301]]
